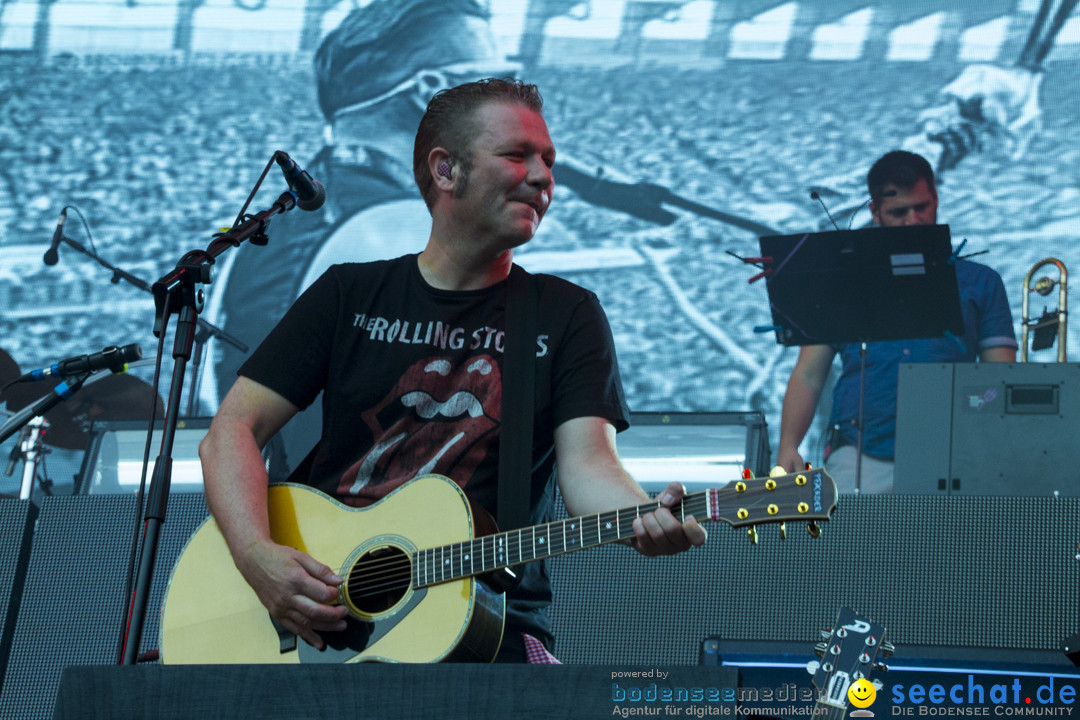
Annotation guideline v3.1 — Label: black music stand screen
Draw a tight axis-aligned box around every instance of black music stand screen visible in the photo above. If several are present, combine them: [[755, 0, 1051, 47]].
[[758, 225, 964, 346]]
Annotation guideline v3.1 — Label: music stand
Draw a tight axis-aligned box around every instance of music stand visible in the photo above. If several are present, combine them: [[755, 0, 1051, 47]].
[[758, 225, 964, 491]]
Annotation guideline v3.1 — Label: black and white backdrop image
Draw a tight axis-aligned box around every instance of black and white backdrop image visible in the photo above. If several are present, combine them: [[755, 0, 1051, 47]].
[[0, 0, 1078, 496]]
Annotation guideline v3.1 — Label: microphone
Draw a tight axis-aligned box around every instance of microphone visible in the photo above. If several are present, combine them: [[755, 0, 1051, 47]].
[[275, 152, 326, 211], [19, 344, 142, 383], [0, 376, 85, 446], [43, 208, 67, 266], [809, 190, 840, 231]]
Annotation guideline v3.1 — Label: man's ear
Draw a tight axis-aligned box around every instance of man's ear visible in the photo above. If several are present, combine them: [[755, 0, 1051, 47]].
[[429, 147, 454, 191], [868, 199, 879, 224]]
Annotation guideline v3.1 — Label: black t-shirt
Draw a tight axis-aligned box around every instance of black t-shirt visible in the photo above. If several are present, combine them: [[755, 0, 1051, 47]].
[[239, 253, 630, 652]]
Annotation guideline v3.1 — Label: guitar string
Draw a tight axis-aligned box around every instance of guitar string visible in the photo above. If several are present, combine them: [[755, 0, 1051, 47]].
[[344, 482, 794, 593], [351, 484, 796, 594], [341, 487, 806, 601], [345, 506, 655, 600]]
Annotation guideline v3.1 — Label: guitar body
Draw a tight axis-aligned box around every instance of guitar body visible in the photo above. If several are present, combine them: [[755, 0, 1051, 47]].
[[160, 475, 506, 664]]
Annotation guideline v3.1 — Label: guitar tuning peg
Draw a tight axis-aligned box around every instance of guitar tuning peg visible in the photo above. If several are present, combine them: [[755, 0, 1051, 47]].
[[747, 526, 759, 544], [872, 679, 884, 690], [807, 521, 821, 538], [779, 522, 787, 540], [880, 642, 895, 658], [875, 663, 890, 674], [806, 660, 820, 675], [813, 642, 828, 658], [820, 629, 832, 640]]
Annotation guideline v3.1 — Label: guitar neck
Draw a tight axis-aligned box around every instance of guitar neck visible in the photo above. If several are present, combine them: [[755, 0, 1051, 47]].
[[411, 468, 834, 589], [412, 491, 715, 588]]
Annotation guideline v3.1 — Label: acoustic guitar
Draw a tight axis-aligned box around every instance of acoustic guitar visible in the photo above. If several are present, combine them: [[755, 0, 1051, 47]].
[[160, 469, 836, 664]]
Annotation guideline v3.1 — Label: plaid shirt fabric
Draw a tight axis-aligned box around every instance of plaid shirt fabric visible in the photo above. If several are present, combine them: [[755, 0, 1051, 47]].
[[522, 633, 561, 664]]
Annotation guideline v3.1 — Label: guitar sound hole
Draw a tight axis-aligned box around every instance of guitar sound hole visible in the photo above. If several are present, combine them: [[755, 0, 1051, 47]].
[[346, 545, 411, 615]]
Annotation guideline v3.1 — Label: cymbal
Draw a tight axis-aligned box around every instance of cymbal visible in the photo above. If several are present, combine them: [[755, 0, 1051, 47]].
[[1, 364, 165, 451]]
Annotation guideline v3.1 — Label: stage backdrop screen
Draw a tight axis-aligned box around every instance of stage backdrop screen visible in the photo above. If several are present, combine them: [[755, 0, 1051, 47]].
[[1, 0, 1077, 491]]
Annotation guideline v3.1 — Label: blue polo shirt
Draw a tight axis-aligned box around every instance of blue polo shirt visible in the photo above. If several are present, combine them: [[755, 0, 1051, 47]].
[[827, 259, 1017, 459]]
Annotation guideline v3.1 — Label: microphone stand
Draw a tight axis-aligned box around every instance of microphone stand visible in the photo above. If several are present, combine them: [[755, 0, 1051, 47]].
[[854, 342, 868, 493], [15, 418, 48, 501], [48, 232, 248, 414], [0, 376, 90, 499], [119, 187, 300, 666]]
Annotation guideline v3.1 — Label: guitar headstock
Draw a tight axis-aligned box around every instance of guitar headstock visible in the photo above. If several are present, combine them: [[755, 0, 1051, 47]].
[[706, 468, 837, 540], [809, 608, 894, 720]]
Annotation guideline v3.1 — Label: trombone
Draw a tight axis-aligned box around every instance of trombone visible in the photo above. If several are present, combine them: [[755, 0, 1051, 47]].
[[1021, 258, 1068, 362]]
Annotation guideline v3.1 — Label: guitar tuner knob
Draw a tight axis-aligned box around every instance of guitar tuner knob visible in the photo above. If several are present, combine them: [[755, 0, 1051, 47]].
[[859, 652, 871, 664], [747, 526, 759, 544], [807, 521, 821, 538], [820, 630, 832, 640], [806, 660, 821, 675], [779, 522, 787, 540], [830, 643, 841, 655], [875, 663, 890, 674], [814, 642, 828, 657], [821, 662, 833, 673], [865, 635, 877, 646], [836, 628, 848, 638], [873, 680, 885, 690]]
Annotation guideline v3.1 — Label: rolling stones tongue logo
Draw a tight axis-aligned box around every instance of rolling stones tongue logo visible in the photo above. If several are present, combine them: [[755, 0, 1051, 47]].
[[337, 355, 501, 500]]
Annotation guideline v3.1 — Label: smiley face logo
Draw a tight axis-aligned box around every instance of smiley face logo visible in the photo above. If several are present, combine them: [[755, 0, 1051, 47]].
[[848, 678, 877, 708]]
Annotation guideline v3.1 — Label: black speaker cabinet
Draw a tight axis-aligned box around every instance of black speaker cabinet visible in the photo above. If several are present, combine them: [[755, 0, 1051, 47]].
[[895, 363, 1080, 495], [0, 493, 208, 720], [53, 664, 742, 720], [5, 492, 1078, 717], [0, 500, 34, 692], [550, 494, 1079, 666]]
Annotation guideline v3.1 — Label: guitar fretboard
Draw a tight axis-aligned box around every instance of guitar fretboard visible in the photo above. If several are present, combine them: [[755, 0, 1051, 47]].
[[412, 491, 715, 587]]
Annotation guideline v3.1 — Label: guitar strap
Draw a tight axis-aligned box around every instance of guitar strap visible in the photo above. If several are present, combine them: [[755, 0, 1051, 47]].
[[497, 264, 536, 532]]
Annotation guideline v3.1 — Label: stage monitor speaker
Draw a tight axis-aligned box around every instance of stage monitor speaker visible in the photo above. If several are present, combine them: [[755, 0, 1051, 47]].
[[53, 664, 742, 720], [894, 363, 1080, 495], [74, 418, 212, 495], [618, 411, 770, 492], [0, 493, 209, 720], [549, 494, 1079, 666], [0, 500, 34, 693]]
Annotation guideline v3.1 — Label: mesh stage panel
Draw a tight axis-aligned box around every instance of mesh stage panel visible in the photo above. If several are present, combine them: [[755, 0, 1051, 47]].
[[0, 500, 34, 690], [550, 494, 1080, 665], [0, 493, 209, 720]]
